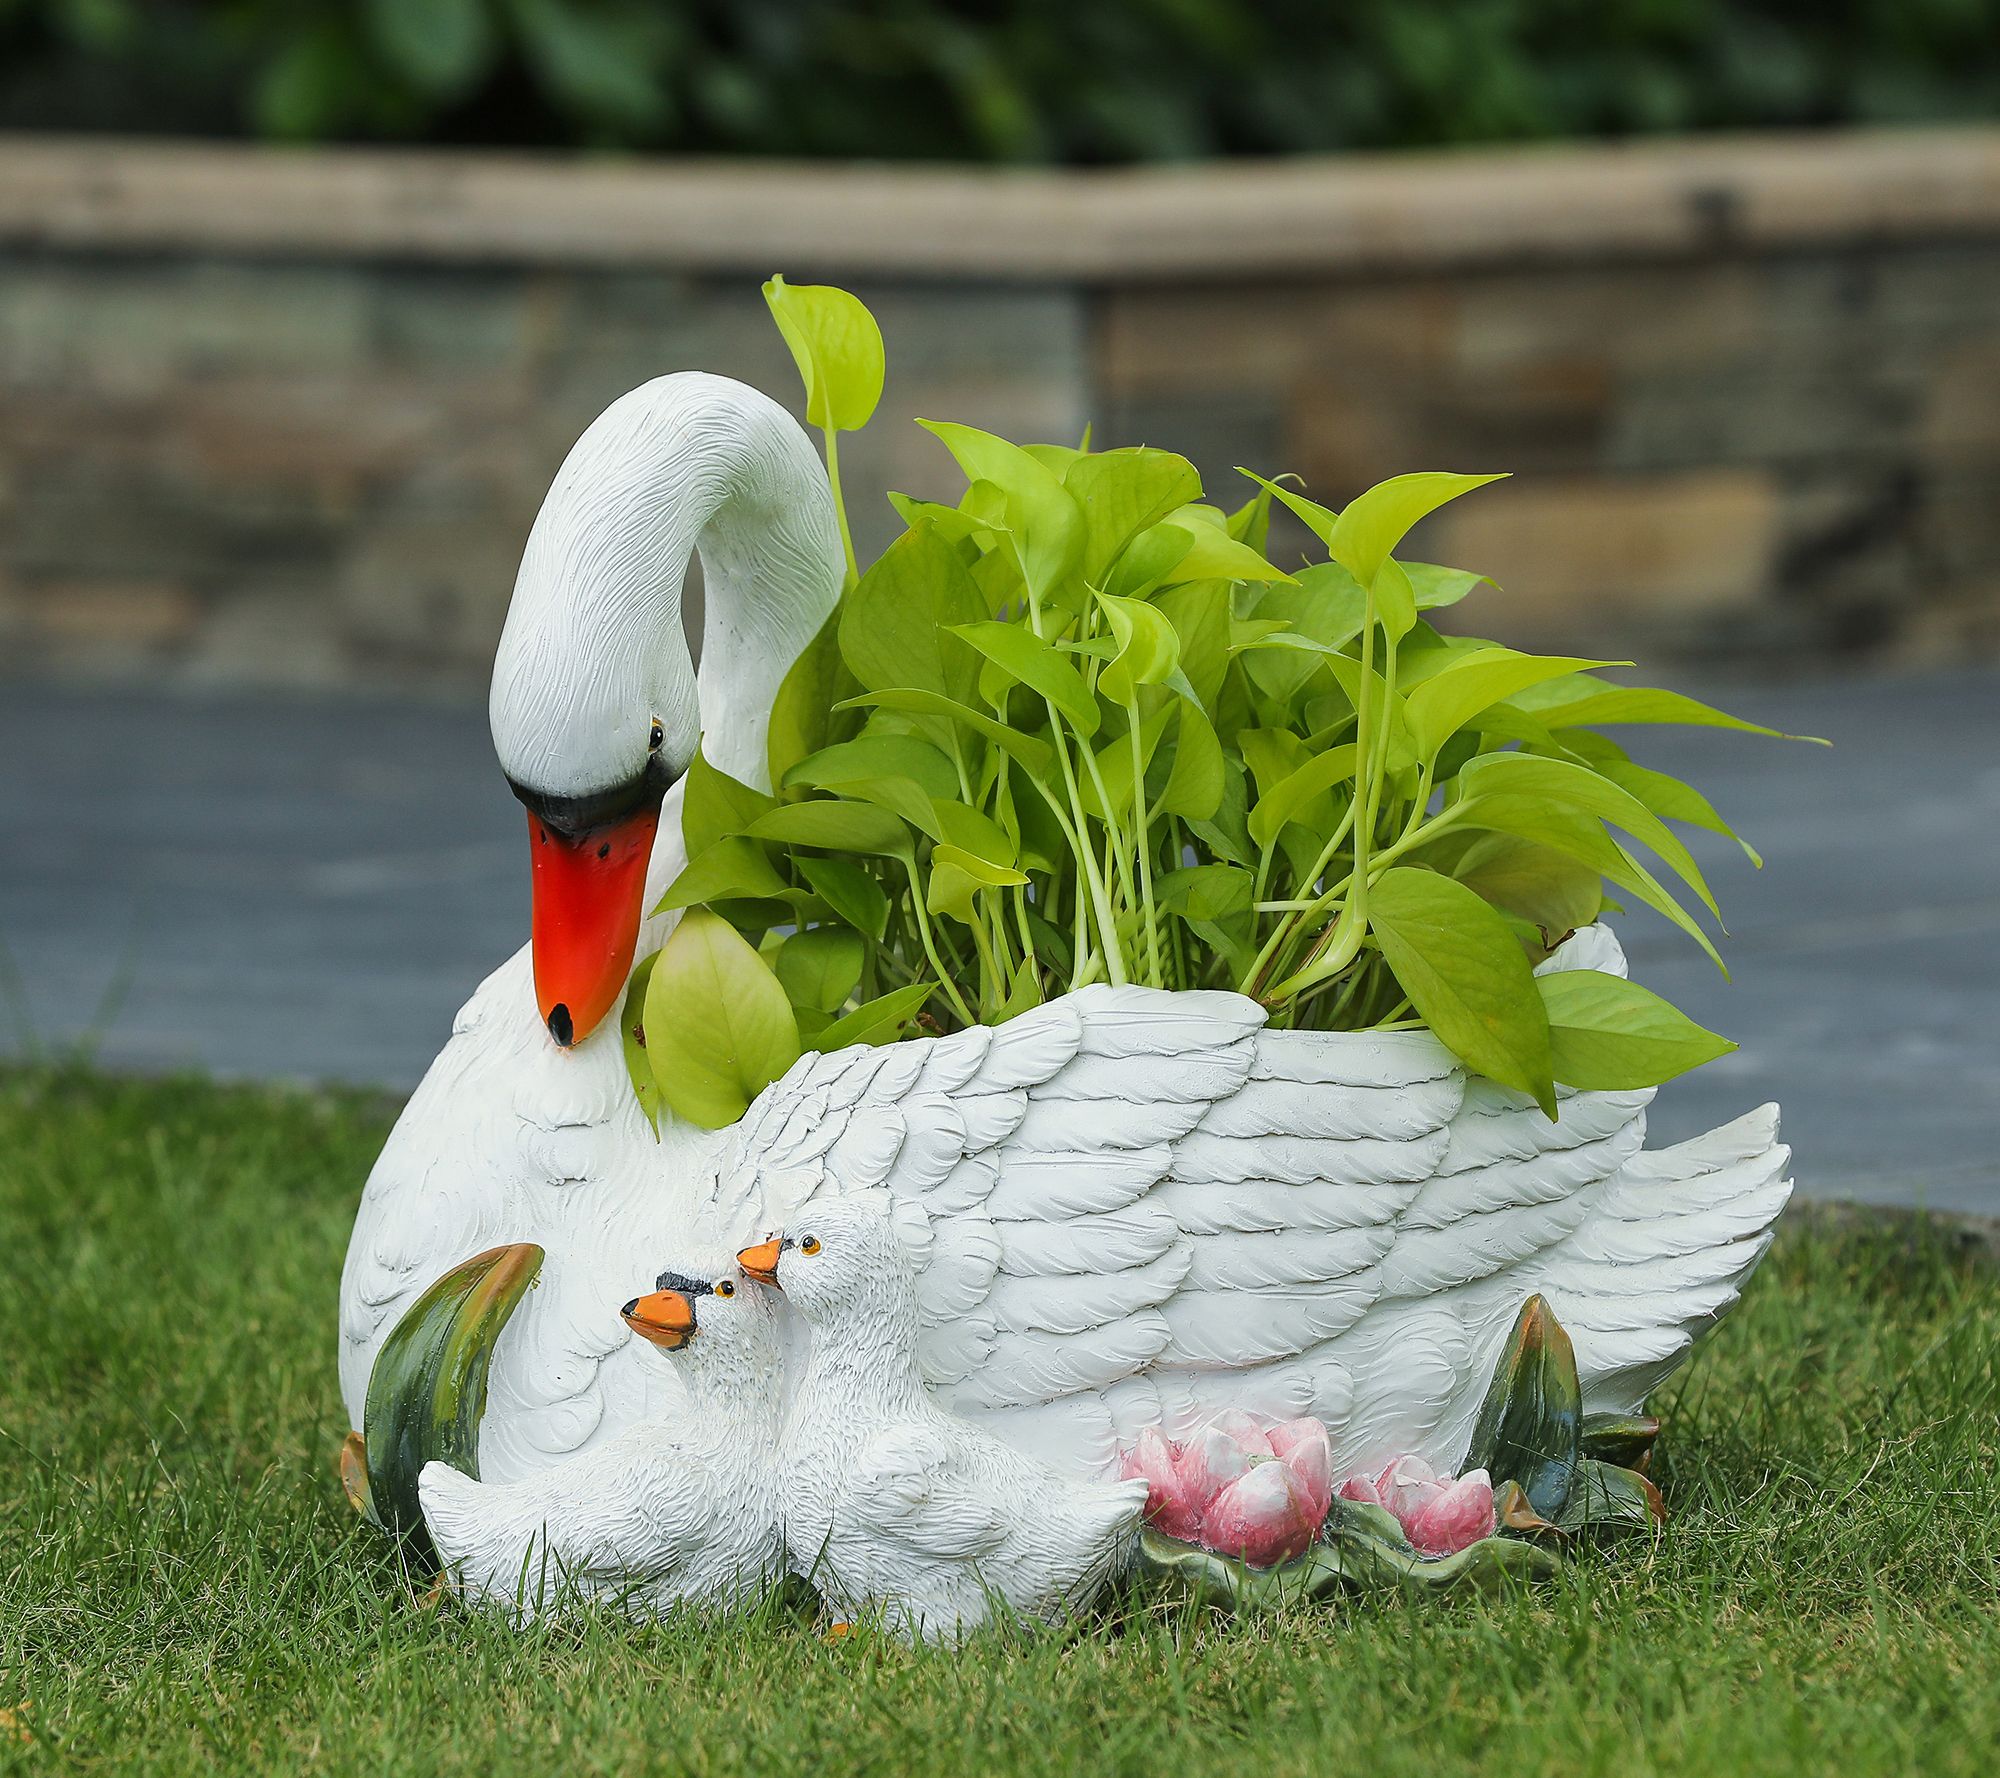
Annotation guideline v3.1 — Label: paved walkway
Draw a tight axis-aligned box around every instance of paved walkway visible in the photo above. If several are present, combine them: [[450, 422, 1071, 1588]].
[[3, 671, 1995, 1210]]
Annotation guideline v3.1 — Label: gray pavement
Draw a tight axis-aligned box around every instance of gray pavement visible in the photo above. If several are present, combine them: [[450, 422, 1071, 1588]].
[[2, 670, 1995, 1211]]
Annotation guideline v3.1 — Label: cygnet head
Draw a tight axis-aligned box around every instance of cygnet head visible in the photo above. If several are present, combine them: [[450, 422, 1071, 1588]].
[[620, 1262, 777, 1384], [735, 1194, 914, 1332]]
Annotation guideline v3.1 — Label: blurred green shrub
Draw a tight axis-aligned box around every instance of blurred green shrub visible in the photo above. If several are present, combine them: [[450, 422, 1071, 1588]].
[[3, 0, 1997, 159]]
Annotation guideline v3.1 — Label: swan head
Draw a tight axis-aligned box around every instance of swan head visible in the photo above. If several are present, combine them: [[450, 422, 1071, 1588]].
[[490, 372, 843, 1052], [488, 488, 703, 1053], [736, 1194, 914, 1335]]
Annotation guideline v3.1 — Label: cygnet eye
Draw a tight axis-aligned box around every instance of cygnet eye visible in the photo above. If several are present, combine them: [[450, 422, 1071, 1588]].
[[715, 1279, 735, 1298], [799, 1235, 822, 1256]]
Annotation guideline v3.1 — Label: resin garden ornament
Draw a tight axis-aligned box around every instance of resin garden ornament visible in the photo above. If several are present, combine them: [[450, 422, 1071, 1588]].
[[338, 279, 1799, 1635]]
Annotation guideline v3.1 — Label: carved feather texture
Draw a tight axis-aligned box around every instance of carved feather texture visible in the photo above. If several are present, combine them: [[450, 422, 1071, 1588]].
[[720, 927, 1792, 1481]]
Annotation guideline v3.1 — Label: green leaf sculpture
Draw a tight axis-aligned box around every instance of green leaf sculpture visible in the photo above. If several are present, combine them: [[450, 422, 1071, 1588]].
[[1463, 1294, 1584, 1520], [360, 1242, 544, 1568]]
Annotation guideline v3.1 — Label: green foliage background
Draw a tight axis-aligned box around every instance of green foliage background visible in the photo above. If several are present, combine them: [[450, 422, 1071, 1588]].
[[5, 0, 1998, 159]]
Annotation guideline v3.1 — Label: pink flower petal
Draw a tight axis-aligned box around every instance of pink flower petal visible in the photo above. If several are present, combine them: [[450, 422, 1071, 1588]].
[[1373, 1453, 1445, 1522], [1208, 1409, 1275, 1456], [1338, 1471, 1391, 1510], [1174, 1424, 1259, 1514], [1276, 1423, 1333, 1526], [1201, 1462, 1317, 1567], [1403, 1469, 1497, 1557], [1121, 1427, 1205, 1541], [1267, 1417, 1327, 1460]]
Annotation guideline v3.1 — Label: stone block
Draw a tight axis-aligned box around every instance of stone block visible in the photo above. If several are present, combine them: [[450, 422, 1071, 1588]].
[[1424, 469, 1779, 652]]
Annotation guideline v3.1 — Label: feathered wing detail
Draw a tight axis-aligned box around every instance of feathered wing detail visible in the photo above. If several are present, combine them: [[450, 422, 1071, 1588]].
[[719, 926, 1791, 1483]]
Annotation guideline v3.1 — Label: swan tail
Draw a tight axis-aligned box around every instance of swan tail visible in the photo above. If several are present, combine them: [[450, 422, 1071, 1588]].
[[1536, 1103, 1793, 1415]]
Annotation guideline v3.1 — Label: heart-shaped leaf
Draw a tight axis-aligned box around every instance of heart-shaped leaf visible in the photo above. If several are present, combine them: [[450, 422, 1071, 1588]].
[[763, 275, 884, 433], [643, 909, 800, 1128]]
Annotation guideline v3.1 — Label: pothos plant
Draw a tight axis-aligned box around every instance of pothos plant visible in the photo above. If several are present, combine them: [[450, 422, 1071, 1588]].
[[624, 277, 1813, 1131]]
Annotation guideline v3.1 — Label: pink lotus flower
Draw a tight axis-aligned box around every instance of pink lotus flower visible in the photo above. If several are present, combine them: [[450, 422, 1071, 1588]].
[[1120, 1414, 1334, 1567], [1338, 1454, 1496, 1556]]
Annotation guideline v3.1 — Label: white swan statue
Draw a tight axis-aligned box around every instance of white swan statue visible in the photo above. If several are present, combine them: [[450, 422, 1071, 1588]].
[[338, 372, 1792, 1529]]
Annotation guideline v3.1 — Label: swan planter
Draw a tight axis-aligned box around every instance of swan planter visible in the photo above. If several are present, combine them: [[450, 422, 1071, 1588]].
[[337, 282, 1796, 1639]]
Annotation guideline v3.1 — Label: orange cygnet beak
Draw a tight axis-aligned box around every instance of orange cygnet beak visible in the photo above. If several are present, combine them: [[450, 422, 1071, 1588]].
[[736, 1239, 784, 1287], [620, 1287, 697, 1349]]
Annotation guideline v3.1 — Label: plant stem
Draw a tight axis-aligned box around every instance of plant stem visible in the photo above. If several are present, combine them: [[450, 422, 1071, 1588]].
[[900, 859, 976, 1026], [823, 428, 859, 589], [1127, 696, 1163, 985]]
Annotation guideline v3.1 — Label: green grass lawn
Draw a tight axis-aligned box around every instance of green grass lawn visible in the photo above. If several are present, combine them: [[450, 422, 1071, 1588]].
[[0, 1068, 1995, 1776]]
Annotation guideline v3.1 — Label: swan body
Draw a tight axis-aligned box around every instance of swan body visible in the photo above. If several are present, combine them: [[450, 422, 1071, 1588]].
[[338, 372, 1794, 1582], [418, 1260, 787, 1621], [750, 1197, 1149, 1642]]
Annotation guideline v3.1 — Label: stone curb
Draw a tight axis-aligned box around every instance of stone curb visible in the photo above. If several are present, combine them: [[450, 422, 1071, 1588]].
[[3, 127, 1999, 281]]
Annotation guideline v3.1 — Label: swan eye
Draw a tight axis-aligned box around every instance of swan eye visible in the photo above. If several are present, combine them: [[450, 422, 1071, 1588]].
[[799, 1235, 821, 1256], [647, 719, 665, 752], [715, 1279, 734, 1298]]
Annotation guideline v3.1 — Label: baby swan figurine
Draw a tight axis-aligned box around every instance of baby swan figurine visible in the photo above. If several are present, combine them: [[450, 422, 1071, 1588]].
[[738, 1195, 1147, 1643], [419, 1263, 785, 1623]]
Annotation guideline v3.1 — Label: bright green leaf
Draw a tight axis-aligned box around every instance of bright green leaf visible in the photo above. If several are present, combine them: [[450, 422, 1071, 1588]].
[[926, 843, 1029, 924], [762, 275, 885, 433], [807, 980, 935, 1052], [1328, 472, 1508, 588], [784, 735, 960, 802], [795, 856, 890, 941], [949, 620, 1099, 735], [1236, 469, 1339, 548], [738, 800, 912, 858], [680, 748, 775, 859], [1458, 752, 1719, 917], [775, 927, 866, 1015], [1538, 969, 1736, 1089], [620, 949, 664, 1132], [1065, 448, 1203, 585], [1453, 832, 1604, 937], [643, 909, 800, 1129], [1096, 591, 1183, 703], [654, 837, 790, 911], [1159, 699, 1226, 821], [1367, 866, 1556, 1114], [1249, 744, 1358, 849], [838, 522, 987, 704], [1403, 648, 1612, 762], [920, 420, 1084, 606], [837, 688, 1053, 774]]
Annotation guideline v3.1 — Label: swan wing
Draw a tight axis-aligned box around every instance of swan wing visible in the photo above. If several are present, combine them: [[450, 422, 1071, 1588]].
[[843, 1425, 1012, 1562], [719, 925, 1791, 1479]]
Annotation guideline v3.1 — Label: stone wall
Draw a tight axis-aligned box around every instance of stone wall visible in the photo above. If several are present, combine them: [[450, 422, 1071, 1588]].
[[2, 129, 1996, 688]]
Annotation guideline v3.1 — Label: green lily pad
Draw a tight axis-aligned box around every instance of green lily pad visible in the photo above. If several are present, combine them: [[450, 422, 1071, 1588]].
[[1464, 1294, 1583, 1520], [361, 1243, 543, 1568]]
